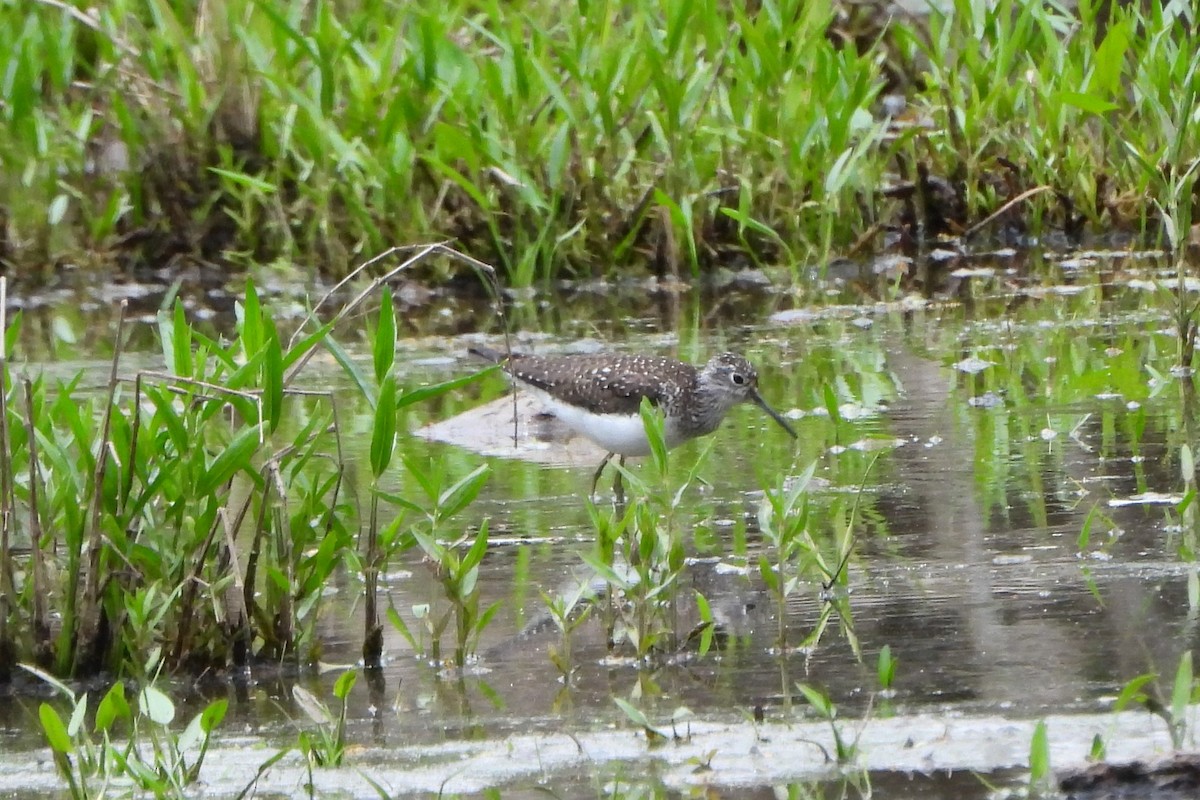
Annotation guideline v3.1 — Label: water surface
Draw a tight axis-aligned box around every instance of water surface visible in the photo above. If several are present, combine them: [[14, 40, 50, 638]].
[[3, 250, 1199, 797]]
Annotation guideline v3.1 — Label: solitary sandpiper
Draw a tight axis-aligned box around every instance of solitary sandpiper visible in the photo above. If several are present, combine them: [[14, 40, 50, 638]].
[[469, 346, 797, 500]]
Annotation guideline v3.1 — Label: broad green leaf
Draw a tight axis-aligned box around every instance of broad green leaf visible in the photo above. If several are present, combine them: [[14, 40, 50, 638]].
[[96, 682, 129, 732], [1113, 673, 1157, 710], [39, 704, 72, 753], [239, 279, 263, 358], [395, 367, 493, 410], [196, 424, 262, 496], [370, 376, 397, 478], [1029, 720, 1050, 783], [173, 300, 193, 377], [614, 697, 655, 730], [436, 464, 490, 520], [1057, 91, 1118, 115], [262, 326, 283, 434], [373, 286, 396, 384], [638, 397, 667, 476], [823, 384, 841, 424], [1090, 19, 1129, 97], [3, 310, 22, 357], [67, 695, 88, 737], [200, 698, 228, 732], [333, 669, 358, 700], [462, 520, 490, 572], [795, 683, 833, 718], [139, 685, 175, 725]]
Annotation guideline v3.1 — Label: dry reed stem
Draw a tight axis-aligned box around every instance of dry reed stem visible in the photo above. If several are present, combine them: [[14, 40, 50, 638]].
[[21, 380, 52, 663], [74, 299, 128, 675]]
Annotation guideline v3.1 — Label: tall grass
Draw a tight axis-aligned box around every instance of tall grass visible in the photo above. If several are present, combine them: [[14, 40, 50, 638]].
[[0, 247, 494, 679], [900, 0, 1199, 242], [1, 1, 1198, 278], [2, 0, 880, 282]]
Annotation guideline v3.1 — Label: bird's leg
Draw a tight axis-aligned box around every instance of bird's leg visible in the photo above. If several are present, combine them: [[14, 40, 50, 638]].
[[613, 456, 626, 508], [590, 452, 614, 499]]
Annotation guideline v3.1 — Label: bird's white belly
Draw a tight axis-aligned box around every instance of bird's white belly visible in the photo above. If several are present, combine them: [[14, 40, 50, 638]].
[[540, 395, 661, 456]]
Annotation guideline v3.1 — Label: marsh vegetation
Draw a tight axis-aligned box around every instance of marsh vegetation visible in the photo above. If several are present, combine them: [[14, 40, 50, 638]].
[[2, 0, 1198, 283], [3, 0, 1200, 798]]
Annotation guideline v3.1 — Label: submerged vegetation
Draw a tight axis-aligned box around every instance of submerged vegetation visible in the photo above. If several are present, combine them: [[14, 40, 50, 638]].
[[1, 0, 1198, 282]]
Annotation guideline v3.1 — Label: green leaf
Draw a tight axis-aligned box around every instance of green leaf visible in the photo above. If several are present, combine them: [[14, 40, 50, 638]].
[[1057, 91, 1118, 115], [96, 682, 130, 732], [614, 697, 658, 732], [1113, 673, 1157, 711], [823, 384, 841, 425], [373, 286, 396, 384], [1171, 651, 1192, 734], [139, 685, 176, 725], [387, 607, 418, 649], [67, 695, 88, 737], [1077, 504, 1097, 550], [436, 464, 491, 520], [262, 325, 284, 434], [333, 669, 358, 700], [462, 520, 490, 572], [39, 704, 73, 753], [795, 683, 834, 719], [4, 310, 22, 356], [1090, 19, 1129, 97], [19, 662, 76, 702], [200, 698, 229, 733], [196, 424, 262, 496], [240, 278, 263, 357], [877, 645, 896, 689], [370, 376, 397, 478], [579, 551, 634, 591], [326, 331, 375, 407], [459, 565, 479, 599], [281, 321, 335, 372], [423, 155, 492, 211], [638, 396, 668, 476], [173, 300, 193, 377], [209, 167, 277, 192], [179, 711, 205, 753], [1029, 720, 1050, 784], [158, 309, 177, 374], [695, 592, 714, 657], [473, 600, 503, 643], [395, 368, 493, 411], [758, 554, 779, 591]]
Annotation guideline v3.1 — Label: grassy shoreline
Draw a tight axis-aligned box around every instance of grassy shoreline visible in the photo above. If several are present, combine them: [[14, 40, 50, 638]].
[[1, 0, 1197, 284]]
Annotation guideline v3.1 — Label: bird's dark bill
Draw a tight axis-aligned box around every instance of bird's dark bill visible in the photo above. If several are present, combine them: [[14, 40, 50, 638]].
[[753, 393, 798, 439]]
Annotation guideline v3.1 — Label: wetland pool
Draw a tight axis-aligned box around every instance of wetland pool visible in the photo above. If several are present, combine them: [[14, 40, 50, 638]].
[[4, 252, 1200, 798]]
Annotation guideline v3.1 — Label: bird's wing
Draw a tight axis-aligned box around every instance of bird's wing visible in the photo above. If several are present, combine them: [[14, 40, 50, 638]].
[[509, 354, 688, 416]]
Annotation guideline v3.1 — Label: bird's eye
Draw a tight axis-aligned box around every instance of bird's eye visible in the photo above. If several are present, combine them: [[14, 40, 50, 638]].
[[732, 373, 746, 385]]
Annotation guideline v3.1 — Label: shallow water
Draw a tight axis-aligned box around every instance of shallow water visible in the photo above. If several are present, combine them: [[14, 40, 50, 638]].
[[4, 250, 1200, 797]]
